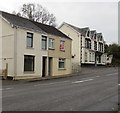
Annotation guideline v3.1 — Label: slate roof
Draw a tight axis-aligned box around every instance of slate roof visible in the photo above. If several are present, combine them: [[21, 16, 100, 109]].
[[64, 22, 89, 36], [97, 33, 102, 38], [80, 27, 89, 36], [90, 30, 96, 38], [1, 11, 45, 34], [31, 21, 71, 40], [64, 23, 104, 40], [1, 11, 71, 40]]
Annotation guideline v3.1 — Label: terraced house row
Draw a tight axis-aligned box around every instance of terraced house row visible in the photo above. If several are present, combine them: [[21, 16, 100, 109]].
[[0, 11, 108, 79], [0, 11, 72, 79], [59, 22, 107, 68]]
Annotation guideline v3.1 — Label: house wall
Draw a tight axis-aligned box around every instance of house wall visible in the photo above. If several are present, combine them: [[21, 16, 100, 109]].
[[59, 24, 81, 64], [16, 28, 48, 77], [59, 24, 81, 73], [1, 16, 15, 76], [81, 35, 95, 64], [1, 17, 73, 78], [0, 16, 1, 71], [82, 48, 95, 64], [81, 33, 106, 65], [48, 35, 72, 76]]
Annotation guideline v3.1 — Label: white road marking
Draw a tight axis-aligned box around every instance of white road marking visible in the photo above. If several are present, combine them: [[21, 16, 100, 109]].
[[34, 80, 70, 87], [118, 84, 120, 86], [5, 88, 13, 90], [72, 79, 94, 84], [106, 73, 118, 76], [92, 76, 100, 78], [90, 76, 100, 79], [0, 87, 13, 90]]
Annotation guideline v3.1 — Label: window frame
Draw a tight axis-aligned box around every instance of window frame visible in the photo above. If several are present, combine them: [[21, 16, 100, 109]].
[[49, 38, 55, 49], [87, 31, 90, 37], [24, 55, 35, 72], [85, 52, 88, 62], [41, 35, 47, 50], [85, 39, 91, 49], [26, 32, 33, 48], [94, 34, 96, 39], [94, 41, 97, 50], [58, 58, 65, 69], [60, 40, 65, 51]]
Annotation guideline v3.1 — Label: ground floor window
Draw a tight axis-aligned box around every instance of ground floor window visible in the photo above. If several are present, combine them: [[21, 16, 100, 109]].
[[85, 52, 88, 62], [58, 58, 65, 69], [92, 53, 95, 62], [89, 52, 92, 62], [24, 55, 35, 71]]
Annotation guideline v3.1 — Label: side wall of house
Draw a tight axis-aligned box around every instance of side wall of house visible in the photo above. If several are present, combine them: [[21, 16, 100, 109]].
[[0, 15, 2, 75], [59, 24, 81, 72], [1, 16, 15, 76]]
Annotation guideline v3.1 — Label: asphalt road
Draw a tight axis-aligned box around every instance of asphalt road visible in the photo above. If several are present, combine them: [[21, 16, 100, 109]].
[[1, 67, 119, 111]]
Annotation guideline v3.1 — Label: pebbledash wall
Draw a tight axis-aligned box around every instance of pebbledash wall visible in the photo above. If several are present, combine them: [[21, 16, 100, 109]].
[[48, 34, 72, 76]]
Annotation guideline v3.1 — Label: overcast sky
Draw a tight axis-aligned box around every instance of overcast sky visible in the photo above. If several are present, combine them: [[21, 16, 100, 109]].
[[0, 0, 118, 44]]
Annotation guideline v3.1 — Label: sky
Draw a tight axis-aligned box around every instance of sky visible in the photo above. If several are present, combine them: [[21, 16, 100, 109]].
[[0, 0, 118, 45]]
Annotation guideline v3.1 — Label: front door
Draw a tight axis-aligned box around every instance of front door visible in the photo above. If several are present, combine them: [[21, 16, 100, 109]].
[[42, 56, 47, 77], [48, 57, 52, 76]]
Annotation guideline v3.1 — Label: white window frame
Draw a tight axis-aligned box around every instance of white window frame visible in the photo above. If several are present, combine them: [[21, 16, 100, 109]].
[[89, 52, 92, 62], [49, 38, 54, 49], [41, 36, 47, 50], [60, 40, 65, 51], [85, 52, 88, 62], [26, 32, 33, 48], [58, 58, 65, 69]]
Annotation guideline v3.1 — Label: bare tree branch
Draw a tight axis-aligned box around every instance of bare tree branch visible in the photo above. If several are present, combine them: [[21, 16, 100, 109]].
[[15, 3, 57, 27]]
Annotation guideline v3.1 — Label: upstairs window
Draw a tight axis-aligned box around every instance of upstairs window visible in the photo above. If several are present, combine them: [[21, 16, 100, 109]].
[[42, 36, 47, 50], [87, 31, 90, 37], [97, 37, 99, 41], [100, 36, 103, 41], [94, 41, 97, 50], [27, 32, 33, 48], [49, 38, 54, 49], [94, 34, 96, 39], [85, 39, 91, 49], [99, 43, 103, 52], [60, 40, 65, 51]]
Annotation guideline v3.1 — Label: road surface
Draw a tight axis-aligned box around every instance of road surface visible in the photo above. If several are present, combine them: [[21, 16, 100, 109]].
[[2, 67, 119, 111]]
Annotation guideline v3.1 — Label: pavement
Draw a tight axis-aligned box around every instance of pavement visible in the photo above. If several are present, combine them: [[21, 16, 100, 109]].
[[1, 67, 119, 111]]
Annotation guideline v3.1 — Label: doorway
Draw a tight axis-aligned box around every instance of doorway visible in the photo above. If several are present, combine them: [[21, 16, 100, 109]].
[[48, 57, 52, 76], [42, 56, 47, 77]]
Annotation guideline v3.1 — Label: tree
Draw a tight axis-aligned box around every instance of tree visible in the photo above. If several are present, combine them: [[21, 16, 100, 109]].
[[104, 44, 109, 53], [105, 43, 120, 66], [14, 3, 57, 27]]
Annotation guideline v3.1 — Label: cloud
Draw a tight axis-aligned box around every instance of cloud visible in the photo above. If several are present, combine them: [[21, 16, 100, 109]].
[[0, 1, 118, 44]]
